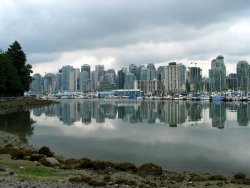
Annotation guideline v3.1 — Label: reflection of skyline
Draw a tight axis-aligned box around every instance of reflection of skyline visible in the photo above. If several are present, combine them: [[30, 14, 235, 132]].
[[32, 100, 250, 128]]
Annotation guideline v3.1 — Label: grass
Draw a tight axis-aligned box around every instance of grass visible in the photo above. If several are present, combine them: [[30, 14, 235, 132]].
[[0, 154, 76, 182]]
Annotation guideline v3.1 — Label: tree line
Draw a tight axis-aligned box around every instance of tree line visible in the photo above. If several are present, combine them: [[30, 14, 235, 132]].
[[0, 41, 33, 96]]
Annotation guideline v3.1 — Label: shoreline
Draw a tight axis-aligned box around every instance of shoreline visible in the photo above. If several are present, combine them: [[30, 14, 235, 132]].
[[0, 101, 250, 187], [0, 98, 57, 115]]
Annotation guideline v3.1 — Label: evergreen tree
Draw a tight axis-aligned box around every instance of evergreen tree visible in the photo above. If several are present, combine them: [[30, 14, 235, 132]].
[[7, 41, 33, 93], [0, 52, 23, 96]]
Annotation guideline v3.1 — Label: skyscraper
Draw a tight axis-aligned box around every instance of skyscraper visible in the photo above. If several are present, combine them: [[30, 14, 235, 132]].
[[95, 65, 104, 90], [164, 62, 186, 93], [209, 55, 226, 91], [187, 66, 202, 92], [117, 69, 125, 89], [237, 61, 249, 91], [31, 73, 43, 94], [81, 64, 91, 78], [61, 65, 74, 91], [147, 63, 156, 80], [124, 72, 136, 89]]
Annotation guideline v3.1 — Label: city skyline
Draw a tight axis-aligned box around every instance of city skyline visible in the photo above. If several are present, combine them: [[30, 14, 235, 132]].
[[1, 0, 250, 76], [30, 56, 250, 94]]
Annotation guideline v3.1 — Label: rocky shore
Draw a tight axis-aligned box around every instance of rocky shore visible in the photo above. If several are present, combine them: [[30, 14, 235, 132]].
[[0, 100, 250, 187], [0, 98, 57, 115]]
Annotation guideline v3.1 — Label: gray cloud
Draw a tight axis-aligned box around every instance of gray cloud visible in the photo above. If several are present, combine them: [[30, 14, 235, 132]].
[[1, 0, 250, 73]]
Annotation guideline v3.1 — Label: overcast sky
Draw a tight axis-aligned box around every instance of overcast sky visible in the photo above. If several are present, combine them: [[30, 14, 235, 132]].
[[1, 0, 250, 76]]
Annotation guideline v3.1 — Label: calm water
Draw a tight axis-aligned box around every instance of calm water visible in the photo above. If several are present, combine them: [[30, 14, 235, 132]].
[[1, 99, 250, 175]]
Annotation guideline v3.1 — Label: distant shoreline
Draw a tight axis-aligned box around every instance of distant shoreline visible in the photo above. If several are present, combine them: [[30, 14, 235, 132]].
[[0, 98, 57, 115]]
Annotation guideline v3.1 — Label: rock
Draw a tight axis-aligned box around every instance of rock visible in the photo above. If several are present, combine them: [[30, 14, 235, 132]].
[[0, 167, 6, 172], [30, 154, 46, 161], [5, 144, 13, 148], [38, 146, 54, 157], [39, 157, 60, 167], [9, 171, 14, 175]]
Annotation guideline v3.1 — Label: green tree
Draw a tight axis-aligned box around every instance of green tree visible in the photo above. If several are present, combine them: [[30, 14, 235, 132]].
[[7, 41, 33, 93], [0, 52, 23, 96]]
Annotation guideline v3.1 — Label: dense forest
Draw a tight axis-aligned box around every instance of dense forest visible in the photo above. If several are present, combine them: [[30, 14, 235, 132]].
[[0, 41, 33, 96]]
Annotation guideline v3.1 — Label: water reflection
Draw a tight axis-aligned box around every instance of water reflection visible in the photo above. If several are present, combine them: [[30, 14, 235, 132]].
[[28, 99, 250, 175], [32, 100, 250, 128], [0, 110, 34, 143]]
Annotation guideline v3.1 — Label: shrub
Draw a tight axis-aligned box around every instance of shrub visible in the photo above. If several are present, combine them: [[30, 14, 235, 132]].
[[114, 162, 137, 172], [38, 146, 54, 157], [138, 163, 163, 176], [234, 172, 246, 180]]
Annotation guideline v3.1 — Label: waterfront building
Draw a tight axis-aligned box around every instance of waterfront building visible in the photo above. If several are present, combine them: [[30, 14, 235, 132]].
[[139, 66, 148, 81], [95, 65, 104, 90], [129, 64, 139, 79], [55, 72, 62, 92], [61, 65, 74, 91], [91, 71, 96, 92], [147, 63, 156, 80], [187, 66, 202, 92], [164, 62, 186, 93], [135, 79, 158, 95], [80, 71, 90, 92], [43, 73, 56, 94], [124, 72, 136, 89], [81, 64, 91, 78], [157, 66, 166, 95], [31, 73, 43, 94], [237, 61, 250, 91], [226, 73, 237, 91], [209, 55, 227, 91], [105, 69, 116, 84], [117, 69, 125, 89]]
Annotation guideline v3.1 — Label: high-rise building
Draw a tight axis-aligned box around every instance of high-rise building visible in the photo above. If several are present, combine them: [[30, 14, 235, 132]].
[[209, 55, 227, 91], [55, 72, 62, 92], [226, 73, 237, 90], [43, 73, 56, 94], [81, 64, 91, 78], [129, 64, 138, 79], [95, 65, 104, 90], [61, 65, 74, 91], [117, 69, 125, 89], [147, 63, 156, 80], [31, 73, 43, 94], [164, 62, 186, 93], [105, 69, 116, 84], [237, 61, 250, 91], [187, 66, 202, 92], [80, 71, 90, 92], [91, 71, 96, 92], [157, 66, 166, 94], [139, 66, 148, 81], [124, 72, 136, 89]]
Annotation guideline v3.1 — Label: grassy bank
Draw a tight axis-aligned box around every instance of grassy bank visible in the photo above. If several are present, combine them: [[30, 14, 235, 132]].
[[0, 98, 57, 115]]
